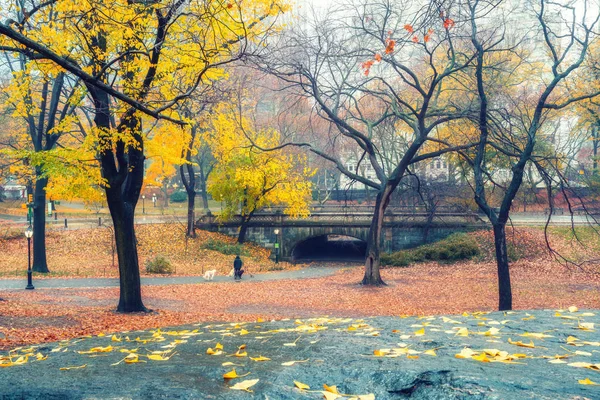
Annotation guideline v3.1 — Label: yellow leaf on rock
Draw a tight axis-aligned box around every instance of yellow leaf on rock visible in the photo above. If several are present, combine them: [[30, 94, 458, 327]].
[[455, 348, 476, 359], [521, 332, 553, 339], [230, 379, 259, 392], [455, 327, 469, 337], [414, 328, 425, 336], [323, 391, 342, 400], [147, 353, 175, 361], [568, 362, 600, 370], [223, 369, 250, 379], [423, 349, 437, 356], [323, 384, 340, 394], [294, 380, 310, 390], [472, 353, 491, 363], [508, 338, 535, 348], [250, 355, 271, 362], [281, 359, 309, 366], [578, 378, 599, 385], [373, 349, 390, 357], [578, 322, 595, 331], [358, 394, 376, 400], [111, 335, 121, 342], [215, 343, 223, 350], [60, 364, 87, 371], [206, 348, 222, 355]]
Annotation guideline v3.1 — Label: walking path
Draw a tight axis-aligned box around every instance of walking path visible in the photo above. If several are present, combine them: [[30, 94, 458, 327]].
[[0, 265, 343, 290]]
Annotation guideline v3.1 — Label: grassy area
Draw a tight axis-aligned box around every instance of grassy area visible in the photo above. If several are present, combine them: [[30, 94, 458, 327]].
[[381, 233, 480, 267], [382, 226, 600, 268], [0, 223, 291, 278]]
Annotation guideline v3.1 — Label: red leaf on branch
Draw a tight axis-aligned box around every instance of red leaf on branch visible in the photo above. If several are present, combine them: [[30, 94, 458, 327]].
[[361, 60, 374, 76], [411, 35, 419, 43], [443, 18, 455, 29], [385, 39, 396, 54], [374, 53, 382, 62], [403, 24, 413, 34]]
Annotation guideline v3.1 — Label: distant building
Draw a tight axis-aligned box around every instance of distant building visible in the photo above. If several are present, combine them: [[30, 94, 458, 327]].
[[0, 178, 26, 200]]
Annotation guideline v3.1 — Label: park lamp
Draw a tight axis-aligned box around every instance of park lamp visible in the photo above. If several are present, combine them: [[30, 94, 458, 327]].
[[25, 225, 34, 290], [274, 229, 280, 264]]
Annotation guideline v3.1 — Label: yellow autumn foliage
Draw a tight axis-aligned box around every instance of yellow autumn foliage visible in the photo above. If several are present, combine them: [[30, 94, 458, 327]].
[[206, 106, 315, 221]]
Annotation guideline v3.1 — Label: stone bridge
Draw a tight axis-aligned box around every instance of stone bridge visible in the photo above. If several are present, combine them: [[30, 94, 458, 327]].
[[196, 207, 488, 262]]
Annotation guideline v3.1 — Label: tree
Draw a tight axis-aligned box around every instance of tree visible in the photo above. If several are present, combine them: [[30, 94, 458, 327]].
[[0, 48, 89, 273], [0, 0, 288, 312], [206, 105, 314, 243], [260, 0, 476, 284], [466, 0, 600, 310]]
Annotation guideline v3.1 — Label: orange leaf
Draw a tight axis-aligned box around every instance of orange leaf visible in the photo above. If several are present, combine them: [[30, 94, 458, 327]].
[[403, 24, 413, 34], [385, 39, 396, 54]]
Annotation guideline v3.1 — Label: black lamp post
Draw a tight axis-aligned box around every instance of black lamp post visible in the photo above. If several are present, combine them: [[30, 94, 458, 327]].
[[274, 228, 280, 264], [142, 195, 146, 214], [25, 225, 34, 290]]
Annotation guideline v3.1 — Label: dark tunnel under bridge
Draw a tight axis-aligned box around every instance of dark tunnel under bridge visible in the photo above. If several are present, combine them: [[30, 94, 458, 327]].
[[291, 234, 367, 262]]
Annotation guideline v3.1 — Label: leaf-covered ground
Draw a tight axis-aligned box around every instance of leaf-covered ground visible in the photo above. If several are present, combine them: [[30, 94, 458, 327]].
[[1, 260, 599, 350], [1, 309, 599, 399], [0, 223, 287, 278]]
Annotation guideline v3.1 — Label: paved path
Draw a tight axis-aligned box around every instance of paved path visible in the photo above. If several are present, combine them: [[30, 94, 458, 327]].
[[0, 266, 343, 290]]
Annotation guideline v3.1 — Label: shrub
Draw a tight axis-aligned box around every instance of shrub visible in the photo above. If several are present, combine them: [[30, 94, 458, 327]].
[[145, 255, 174, 274], [201, 238, 250, 256], [381, 233, 480, 267], [170, 191, 187, 203]]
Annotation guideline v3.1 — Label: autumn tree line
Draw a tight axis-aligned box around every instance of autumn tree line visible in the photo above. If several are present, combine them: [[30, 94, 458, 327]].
[[1, 0, 599, 312]]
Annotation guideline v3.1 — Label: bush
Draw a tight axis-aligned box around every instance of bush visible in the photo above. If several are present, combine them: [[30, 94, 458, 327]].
[[145, 255, 174, 274], [381, 233, 480, 267], [170, 191, 187, 203], [201, 238, 250, 256]]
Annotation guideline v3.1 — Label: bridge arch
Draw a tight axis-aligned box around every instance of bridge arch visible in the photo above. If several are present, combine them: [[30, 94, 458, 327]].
[[280, 226, 370, 260], [291, 233, 367, 262]]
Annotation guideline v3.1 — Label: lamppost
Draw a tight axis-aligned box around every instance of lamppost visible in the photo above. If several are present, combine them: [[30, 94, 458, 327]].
[[274, 228, 280, 264], [25, 225, 34, 290], [142, 195, 146, 214]]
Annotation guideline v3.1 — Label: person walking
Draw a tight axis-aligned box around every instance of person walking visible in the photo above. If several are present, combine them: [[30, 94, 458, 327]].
[[233, 255, 244, 281]]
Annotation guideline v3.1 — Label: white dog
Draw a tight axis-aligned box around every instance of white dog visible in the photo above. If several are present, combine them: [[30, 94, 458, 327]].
[[227, 268, 235, 277], [203, 269, 216, 280]]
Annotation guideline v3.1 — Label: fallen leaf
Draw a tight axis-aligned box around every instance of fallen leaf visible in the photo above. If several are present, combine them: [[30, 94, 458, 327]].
[[230, 379, 259, 392], [294, 380, 310, 390], [60, 364, 87, 371]]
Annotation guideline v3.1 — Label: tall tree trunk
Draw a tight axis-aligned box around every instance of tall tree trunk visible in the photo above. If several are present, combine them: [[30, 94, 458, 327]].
[[593, 123, 599, 174], [186, 193, 196, 238], [198, 163, 210, 212], [493, 223, 512, 311], [362, 185, 392, 285], [107, 194, 146, 312], [181, 162, 196, 238], [93, 88, 146, 313], [32, 173, 49, 273], [238, 220, 249, 244]]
